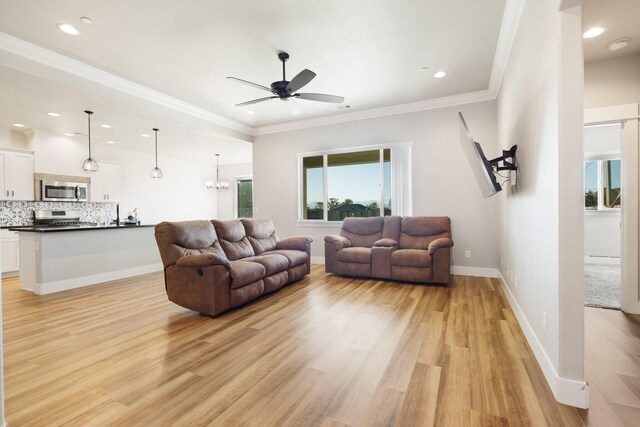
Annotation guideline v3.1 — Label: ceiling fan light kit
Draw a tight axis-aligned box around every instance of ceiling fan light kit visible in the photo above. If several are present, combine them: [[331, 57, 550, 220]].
[[227, 51, 345, 115]]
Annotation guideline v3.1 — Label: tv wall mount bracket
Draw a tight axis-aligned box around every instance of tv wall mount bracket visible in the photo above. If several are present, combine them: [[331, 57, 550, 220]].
[[489, 145, 518, 172]]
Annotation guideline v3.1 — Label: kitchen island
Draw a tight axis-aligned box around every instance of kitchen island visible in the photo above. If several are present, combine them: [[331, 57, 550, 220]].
[[9, 224, 161, 294]]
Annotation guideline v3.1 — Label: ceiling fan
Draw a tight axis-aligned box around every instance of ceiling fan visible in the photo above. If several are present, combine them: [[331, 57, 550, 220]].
[[226, 52, 345, 115]]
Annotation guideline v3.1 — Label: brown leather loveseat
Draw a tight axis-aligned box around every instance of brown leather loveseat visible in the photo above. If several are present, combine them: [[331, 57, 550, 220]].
[[325, 216, 453, 284], [155, 218, 312, 316]]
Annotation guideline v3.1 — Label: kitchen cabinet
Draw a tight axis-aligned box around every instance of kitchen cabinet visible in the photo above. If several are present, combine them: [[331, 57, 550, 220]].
[[1, 229, 20, 274], [0, 150, 35, 201], [90, 163, 121, 202]]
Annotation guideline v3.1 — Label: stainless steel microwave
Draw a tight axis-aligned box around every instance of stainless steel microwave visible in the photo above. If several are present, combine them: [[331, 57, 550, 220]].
[[40, 180, 89, 202]]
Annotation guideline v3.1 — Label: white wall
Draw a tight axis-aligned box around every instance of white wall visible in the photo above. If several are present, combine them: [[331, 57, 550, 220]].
[[216, 162, 253, 220], [585, 53, 640, 109], [585, 213, 621, 258], [253, 100, 499, 271], [496, 0, 586, 407], [1, 129, 224, 224]]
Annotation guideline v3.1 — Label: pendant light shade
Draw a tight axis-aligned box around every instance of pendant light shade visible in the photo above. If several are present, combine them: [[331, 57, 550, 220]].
[[215, 154, 229, 190], [82, 110, 99, 172], [150, 128, 163, 179]]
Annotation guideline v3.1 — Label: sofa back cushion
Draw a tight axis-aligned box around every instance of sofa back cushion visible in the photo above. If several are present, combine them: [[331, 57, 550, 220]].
[[340, 217, 384, 248], [399, 217, 451, 250], [212, 220, 255, 261], [381, 216, 402, 241], [241, 218, 279, 254], [155, 220, 227, 268]]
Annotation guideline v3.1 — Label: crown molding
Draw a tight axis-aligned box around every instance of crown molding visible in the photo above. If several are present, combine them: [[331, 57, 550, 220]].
[[253, 89, 496, 136], [488, 0, 526, 95], [0, 31, 253, 139]]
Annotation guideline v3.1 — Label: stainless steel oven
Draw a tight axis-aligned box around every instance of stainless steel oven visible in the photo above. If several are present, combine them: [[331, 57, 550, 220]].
[[40, 180, 89, 202]]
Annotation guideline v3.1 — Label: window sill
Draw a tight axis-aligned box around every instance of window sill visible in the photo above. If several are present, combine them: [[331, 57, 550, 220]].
[[584, 209, 621, 215], [296, 221, 343, 228]]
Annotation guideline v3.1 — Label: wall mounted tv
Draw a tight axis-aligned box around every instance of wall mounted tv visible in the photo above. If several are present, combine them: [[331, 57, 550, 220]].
[[458, 112, 517, 198]]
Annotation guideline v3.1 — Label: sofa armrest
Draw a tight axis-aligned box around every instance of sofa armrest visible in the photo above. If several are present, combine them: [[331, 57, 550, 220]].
[[176, 253, 231, 269], [276, 235, 314, 251], [428, 238, 454, 255], [374, 238, 398, 248], [324, 235, 352, 250]]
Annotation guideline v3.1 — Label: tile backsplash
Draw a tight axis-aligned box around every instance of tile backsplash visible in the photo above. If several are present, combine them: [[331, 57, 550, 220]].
[[0, 201, 117, 227]]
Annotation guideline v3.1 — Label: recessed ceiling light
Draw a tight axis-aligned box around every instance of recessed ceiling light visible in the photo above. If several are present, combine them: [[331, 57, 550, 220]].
[[12, 123, 25, 128], [80, 17, 93, 24], [434, 71, 447, 78], [608, 38, 630, 51], [100, 124, 111, 128], [57, 23, 80, 35], [246, 111, 255, 115], [47, 112, 61, 117], [106, 140, 115, 144], [583, 27, 605, 39], [141, 134, 150, 138], [63, 133, 74, 137]]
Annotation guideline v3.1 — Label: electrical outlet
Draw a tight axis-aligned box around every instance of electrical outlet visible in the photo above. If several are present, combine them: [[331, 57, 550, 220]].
[[510, 170, 517, 186], [543, 312, 548, 331], [465, 250, 471, 259]]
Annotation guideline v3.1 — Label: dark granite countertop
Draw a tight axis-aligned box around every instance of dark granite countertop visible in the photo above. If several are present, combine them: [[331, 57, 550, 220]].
[[7, 223, 156, 233]]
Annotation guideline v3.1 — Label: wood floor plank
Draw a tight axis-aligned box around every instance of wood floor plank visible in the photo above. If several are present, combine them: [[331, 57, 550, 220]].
[[1, 269, 620, 425]]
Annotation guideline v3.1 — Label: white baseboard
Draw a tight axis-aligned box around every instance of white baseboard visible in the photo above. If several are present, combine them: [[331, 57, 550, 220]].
[[498, 271, 589, 409], [33, 263, 164, 295], [311, 257, 497, 279], [451, 266, 498, 278]]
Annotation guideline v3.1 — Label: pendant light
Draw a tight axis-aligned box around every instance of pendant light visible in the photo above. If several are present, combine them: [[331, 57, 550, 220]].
[[150, 128, 163, 179], [215, 154, 229, 189], [82, 110, 99, 172]]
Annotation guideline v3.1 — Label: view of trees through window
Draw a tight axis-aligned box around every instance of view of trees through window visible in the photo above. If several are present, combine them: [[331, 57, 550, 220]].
[[237, 179, 253, 218], [584, 159, 621, 210], [302, 149, 391, 221]]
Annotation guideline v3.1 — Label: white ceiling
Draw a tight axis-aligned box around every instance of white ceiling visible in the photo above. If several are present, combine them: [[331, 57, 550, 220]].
[[583, 0, 640, 63], [0, 65, 253, 165], [0, 0, 507, 129]]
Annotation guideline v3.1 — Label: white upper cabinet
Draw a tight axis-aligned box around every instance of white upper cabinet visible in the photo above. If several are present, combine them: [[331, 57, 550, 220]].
[[91, 163, 121, 203], [0, 150, 34, 201]]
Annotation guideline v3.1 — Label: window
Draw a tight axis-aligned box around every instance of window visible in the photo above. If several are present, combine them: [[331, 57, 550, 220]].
[[300, 146, 406, 222], [236, 178, 253, 218], [584, 159, 621, 210]]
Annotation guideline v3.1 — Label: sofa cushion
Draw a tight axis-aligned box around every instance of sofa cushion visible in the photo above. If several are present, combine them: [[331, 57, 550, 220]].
[[229, 261, 266, 289], [243, 254, 289, 275], [340, 217, 384, 248], [155, 220, 226, 267], [264, 249, 308, 267], [336, 247, 372, 264], [241, 219, 279, 254], [391, 249, 432, 268], [212, 220, 255, 261], [399, 217, 451, 250]]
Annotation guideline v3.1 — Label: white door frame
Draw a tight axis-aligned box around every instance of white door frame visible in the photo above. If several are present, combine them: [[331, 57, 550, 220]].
[[585, 104, 640, 313]]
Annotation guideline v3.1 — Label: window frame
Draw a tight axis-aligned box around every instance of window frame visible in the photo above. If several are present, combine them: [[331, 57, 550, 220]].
[[297, 143, 409, 224], [583, 155, 621, 213], [234, 175, 254, 219]]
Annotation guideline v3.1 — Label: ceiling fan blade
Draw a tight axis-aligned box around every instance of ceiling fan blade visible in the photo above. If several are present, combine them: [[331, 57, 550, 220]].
[[286, 69, 316, 93], [283, 99, 302, 116], [235, 96, 277, 107], [226, 77, 273, 93], [296, 93, 345, 103]]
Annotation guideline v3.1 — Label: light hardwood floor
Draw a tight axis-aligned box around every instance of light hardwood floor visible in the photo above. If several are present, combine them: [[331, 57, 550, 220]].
[[0, 265, 615, 426]]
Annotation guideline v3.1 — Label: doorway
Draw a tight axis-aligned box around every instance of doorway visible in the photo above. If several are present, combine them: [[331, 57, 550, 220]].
[[583, 123, 622, 310]]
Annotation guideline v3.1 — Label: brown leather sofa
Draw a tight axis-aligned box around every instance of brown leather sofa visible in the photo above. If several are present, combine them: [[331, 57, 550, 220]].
[[325, 216, 453, 284], [155, 218, 313, 316]]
